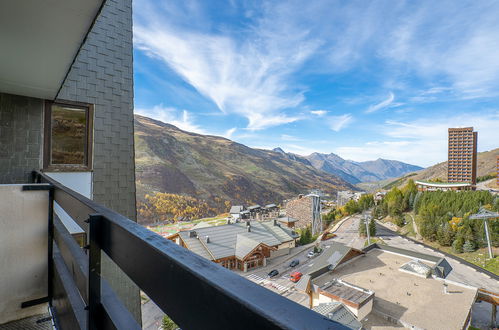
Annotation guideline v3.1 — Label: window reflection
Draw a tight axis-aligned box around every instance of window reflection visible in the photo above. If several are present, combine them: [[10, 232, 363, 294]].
[[51, 105, 87, 165]]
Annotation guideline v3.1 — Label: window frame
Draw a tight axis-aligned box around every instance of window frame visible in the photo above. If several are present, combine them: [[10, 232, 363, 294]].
[[43, 100, 94, 171]]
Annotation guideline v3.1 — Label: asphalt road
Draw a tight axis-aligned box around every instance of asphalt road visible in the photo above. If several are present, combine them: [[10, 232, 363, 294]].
[[242, 214, 368, 305], [243, 245, 314, 306], [330, 214, 366, 249], [375, 221, 499, 291]]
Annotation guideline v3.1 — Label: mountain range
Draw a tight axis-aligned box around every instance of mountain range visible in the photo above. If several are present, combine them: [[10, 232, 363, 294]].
[[280, 150, 423, 184], [135, 115, 426, 213], [134, 115, 355, 209]]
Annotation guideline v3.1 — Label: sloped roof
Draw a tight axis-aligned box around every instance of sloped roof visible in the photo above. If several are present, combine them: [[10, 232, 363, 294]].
[[295, 274, 312, 292], [235, 234, 262, 259], [319, 280, 373, 306], [180, 234, 214, 261], [312, 302, 362, 330], [178, 221, 295, 260], [247, 205, 261, 210], [307, 242, 362, 277], [265, 203, 277, 209], [260, 221, 299, 242], [230, 205, 244, 214]]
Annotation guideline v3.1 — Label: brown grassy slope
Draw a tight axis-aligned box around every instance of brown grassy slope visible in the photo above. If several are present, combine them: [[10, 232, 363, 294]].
[[134, 115, 355, 206]]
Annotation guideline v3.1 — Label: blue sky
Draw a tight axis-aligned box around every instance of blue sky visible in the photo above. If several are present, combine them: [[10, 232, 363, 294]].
[[133, 0, 499, 167]]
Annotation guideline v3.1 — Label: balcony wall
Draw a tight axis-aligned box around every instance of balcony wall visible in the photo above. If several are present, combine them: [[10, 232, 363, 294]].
[[0, 93, 43, 184], [0, 185, 48, 324]]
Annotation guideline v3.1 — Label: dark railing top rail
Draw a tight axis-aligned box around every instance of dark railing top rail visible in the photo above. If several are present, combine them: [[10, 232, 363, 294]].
[[34, 171, 346, 329]]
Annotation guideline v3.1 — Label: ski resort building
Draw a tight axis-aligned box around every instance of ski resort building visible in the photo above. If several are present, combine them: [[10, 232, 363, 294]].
[[169, 220, 299, 272]]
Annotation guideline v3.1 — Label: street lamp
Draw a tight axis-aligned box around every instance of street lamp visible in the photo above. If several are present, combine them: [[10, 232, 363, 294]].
[[469, 207, 499, 259], [363, 212, 371, 245]]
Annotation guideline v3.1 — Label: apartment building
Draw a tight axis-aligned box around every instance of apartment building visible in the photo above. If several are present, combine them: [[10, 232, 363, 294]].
[[448, 127, 477, 185]]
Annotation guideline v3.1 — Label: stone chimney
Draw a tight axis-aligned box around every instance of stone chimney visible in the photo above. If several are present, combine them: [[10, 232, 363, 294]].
[[273, 219, 278, 226], [205, 236, 210, 244], [247, 226, 251, 232]]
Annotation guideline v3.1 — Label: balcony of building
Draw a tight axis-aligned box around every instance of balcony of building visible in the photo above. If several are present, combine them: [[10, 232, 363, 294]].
[[0, 172, 345, 329]]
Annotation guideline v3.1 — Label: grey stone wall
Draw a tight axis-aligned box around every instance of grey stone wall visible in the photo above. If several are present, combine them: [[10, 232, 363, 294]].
[[0, 93, 43, 184], [56, 0, 140, 322], [286, 196, 313, 229]]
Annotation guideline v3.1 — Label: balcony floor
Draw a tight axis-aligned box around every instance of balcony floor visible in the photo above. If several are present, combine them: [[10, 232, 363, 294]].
[[0, 314, 52, 330]]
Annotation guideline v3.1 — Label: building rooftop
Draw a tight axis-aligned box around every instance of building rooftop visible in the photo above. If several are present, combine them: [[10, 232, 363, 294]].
[[317, 280, 373, 307], [178, 221, 297, 260], [229, 205, 244, 214], [307, 242, 363, 278], [314, 248, 477, 329], [415, 180, 472, 188], [277, 216, 298, 223], [312, 302, 362, 330]]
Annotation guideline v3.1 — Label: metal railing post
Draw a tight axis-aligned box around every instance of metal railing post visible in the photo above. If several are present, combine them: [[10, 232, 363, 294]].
[[88, 214, 103, 330], [48, 187, 54, 305]]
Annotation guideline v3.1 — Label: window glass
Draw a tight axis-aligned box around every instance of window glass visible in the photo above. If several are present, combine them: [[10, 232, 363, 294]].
[[51, 104, 87, 165]]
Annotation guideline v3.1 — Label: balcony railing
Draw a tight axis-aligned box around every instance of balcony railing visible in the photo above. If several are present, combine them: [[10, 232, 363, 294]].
[[27, 171, 344, 329]]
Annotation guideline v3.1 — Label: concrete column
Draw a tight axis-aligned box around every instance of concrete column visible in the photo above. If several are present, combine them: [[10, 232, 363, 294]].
[[263, 258, 267, 267], [243, 262, 248, 272]]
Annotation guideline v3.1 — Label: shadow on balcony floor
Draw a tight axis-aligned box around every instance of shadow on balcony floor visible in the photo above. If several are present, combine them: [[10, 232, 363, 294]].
[[0, 314, 52, 330]]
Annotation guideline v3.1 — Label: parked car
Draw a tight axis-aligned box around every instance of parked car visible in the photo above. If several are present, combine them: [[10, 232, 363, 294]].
[[289, 271, 303, 283], [268, 269, 279, 278], [289, 259, 300, 267], [307, 251, 316, 258]]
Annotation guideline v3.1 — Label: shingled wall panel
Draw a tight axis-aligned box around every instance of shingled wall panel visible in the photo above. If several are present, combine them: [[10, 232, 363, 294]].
[[56, 0, 140, 322], [0, 93, 43, 183]]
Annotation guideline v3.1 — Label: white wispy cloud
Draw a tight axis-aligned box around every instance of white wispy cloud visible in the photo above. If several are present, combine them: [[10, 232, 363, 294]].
[[310, 110, 328, 116], [336, 111, 499, 166], [380, 2, 499, 98], [328, 114, 353, 132], [365, 92, 395, 113], [224, 127, 237, 139], [134, 1, 321, 130], [135, 105, 206, 134]]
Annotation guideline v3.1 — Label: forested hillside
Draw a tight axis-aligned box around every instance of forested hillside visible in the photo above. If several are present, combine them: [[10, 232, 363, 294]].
[[375, 180, 499, 254]]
